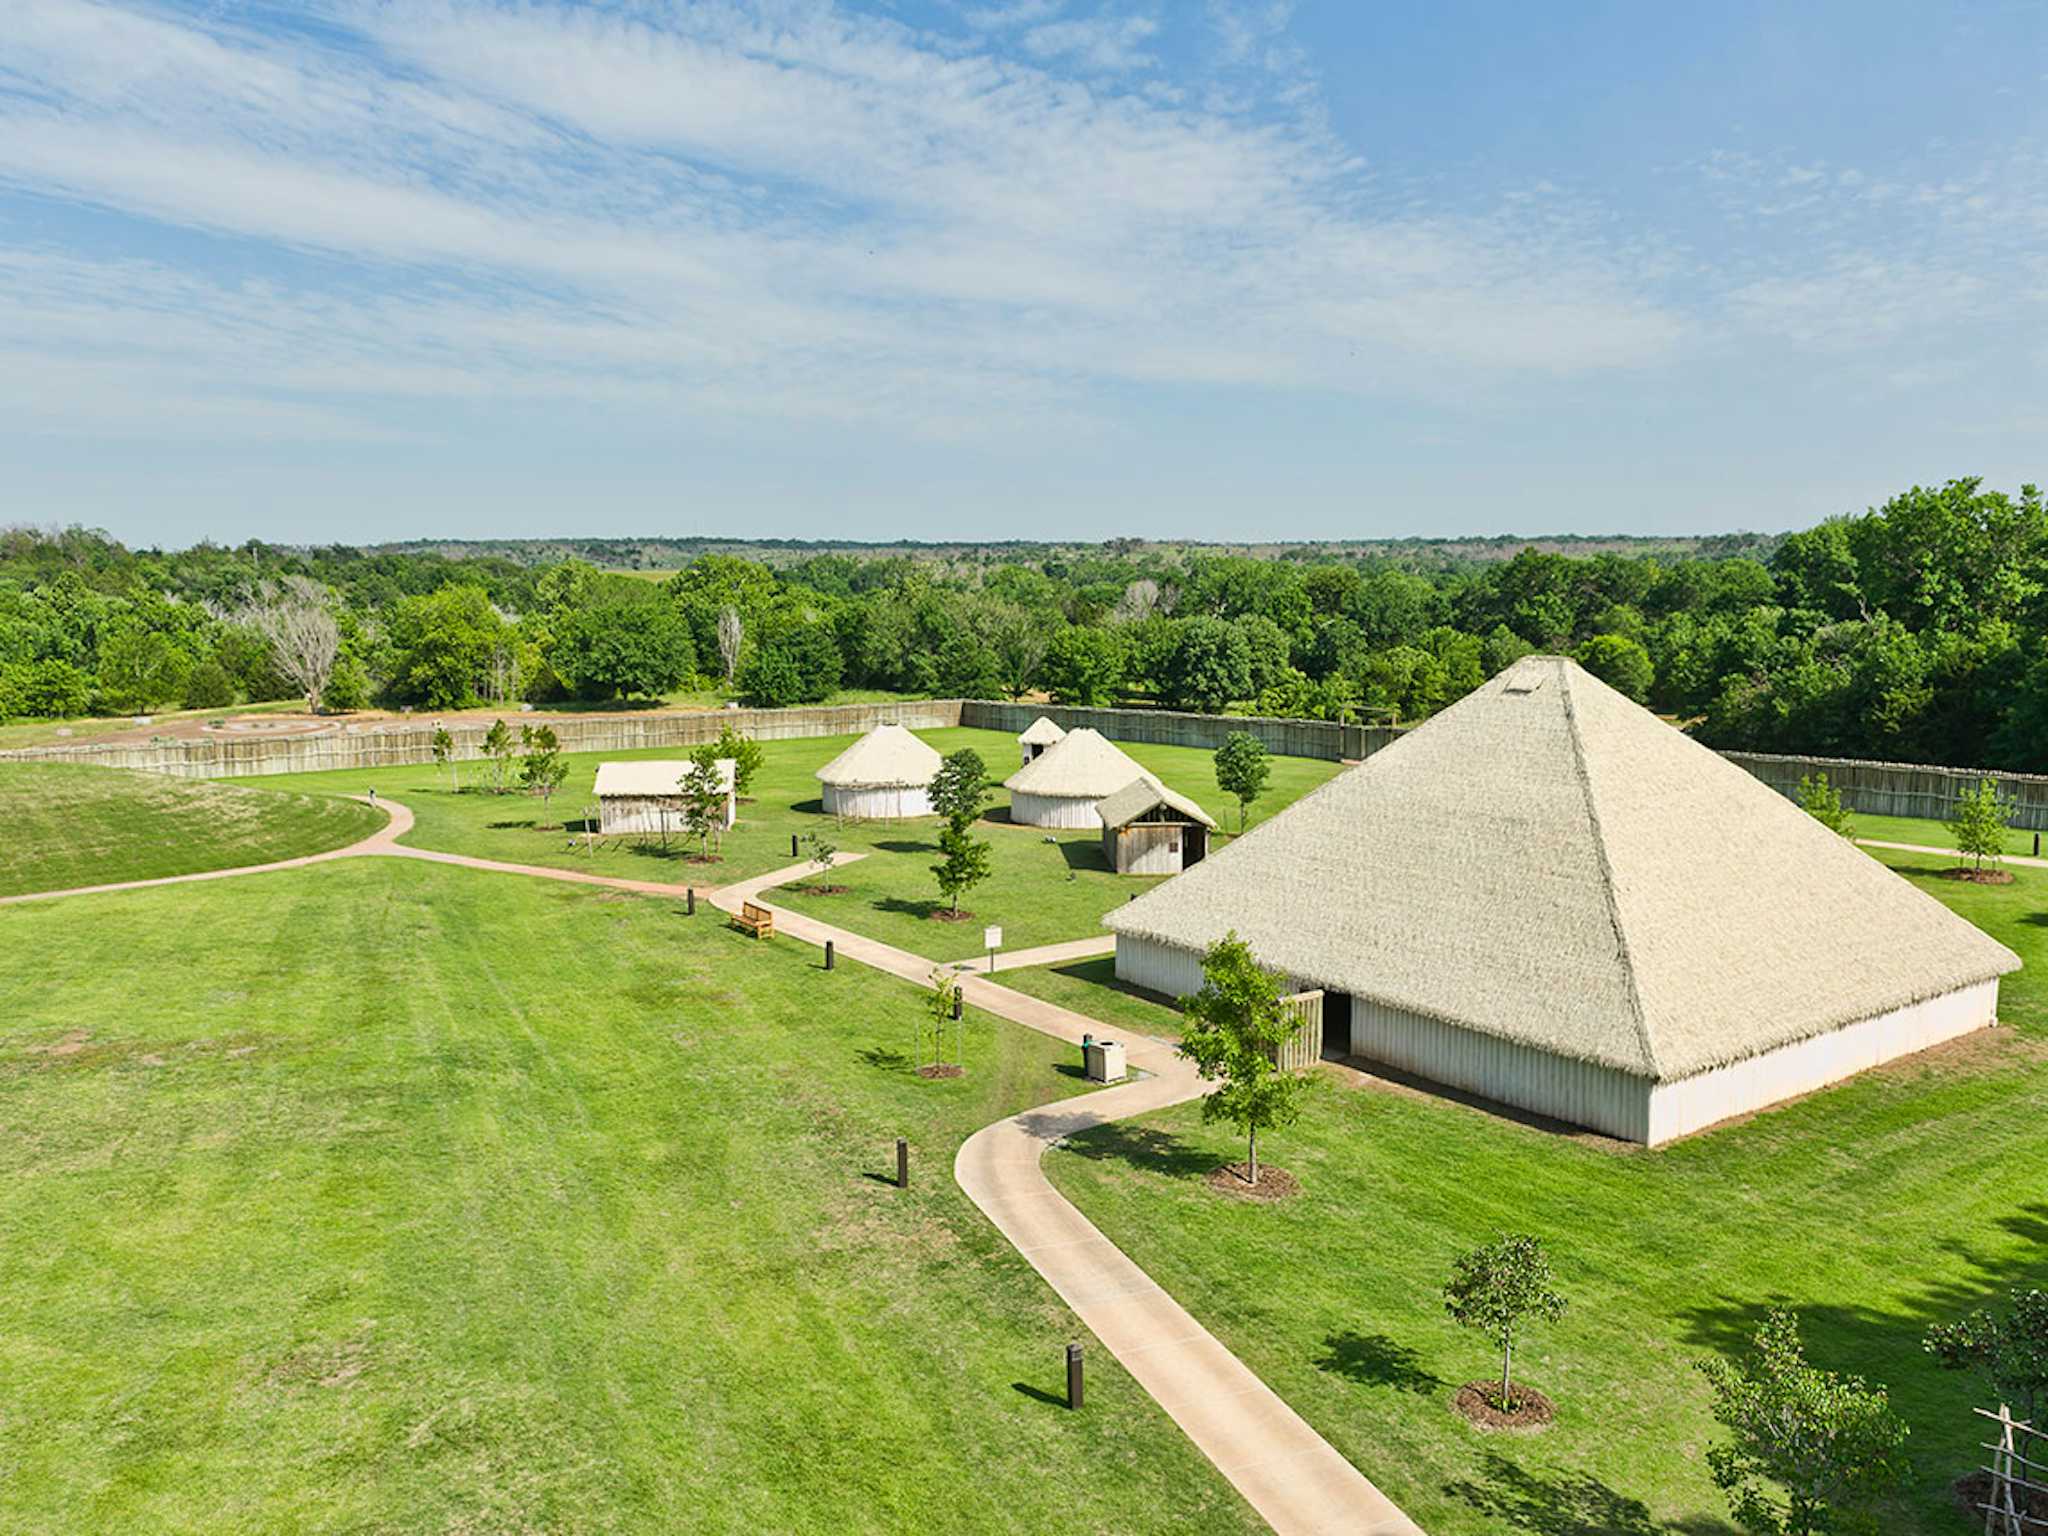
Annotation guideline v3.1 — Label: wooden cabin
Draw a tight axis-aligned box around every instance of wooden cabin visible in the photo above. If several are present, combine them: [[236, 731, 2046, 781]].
[[1097, 777, 1216, 875]]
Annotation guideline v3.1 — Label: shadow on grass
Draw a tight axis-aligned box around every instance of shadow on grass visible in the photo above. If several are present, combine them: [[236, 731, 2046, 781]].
[[1312, 1330, 1442, 1394], [858, 1046, 912, 1071], [875, 839, 938, 854], [1011, 1381, 1067, 1408], [876, 896, 947, 921], [1443, 1452, 1728, 1536], [1051, 1062, 1088, 1080], [1048, 957, 1182, 1015], [1058, 1120, 1214, 1179], [1057, 839, 1113, 873], [486, 818, 538, 830]]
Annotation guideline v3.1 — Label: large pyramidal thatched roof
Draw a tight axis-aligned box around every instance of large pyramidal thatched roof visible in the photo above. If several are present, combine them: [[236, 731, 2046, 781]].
[[1004, 727, 1149, 799], [815, 725, 942, 788], [1106, 656, 2019, 1081]]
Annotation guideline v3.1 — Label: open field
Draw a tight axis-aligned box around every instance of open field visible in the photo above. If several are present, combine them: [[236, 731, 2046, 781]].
[[0, 859, 1261, 1534], [1046, 848, 2048, 1535], [259, 727, 1343, 957], [1853, 809, 2044, 859], [995, 956, 1185, 1040], [0, 762, 384, 897]]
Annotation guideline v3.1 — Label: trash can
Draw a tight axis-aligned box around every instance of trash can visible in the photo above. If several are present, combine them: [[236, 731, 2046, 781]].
[[1083, 1039, 1126, 1084]]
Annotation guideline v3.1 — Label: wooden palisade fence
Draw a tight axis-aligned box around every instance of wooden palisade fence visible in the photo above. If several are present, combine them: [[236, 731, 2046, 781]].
[[1979, 1405, 2048, 1535]]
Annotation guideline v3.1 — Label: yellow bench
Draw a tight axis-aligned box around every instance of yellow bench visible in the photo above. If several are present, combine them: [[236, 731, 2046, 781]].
[[733, 901, 775, 939]]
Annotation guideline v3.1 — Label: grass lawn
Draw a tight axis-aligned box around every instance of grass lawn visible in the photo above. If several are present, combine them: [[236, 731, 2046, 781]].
[[261, 727, 1344, 959], [0, 859, 1260, 1534], [995, 957, 1185, 1042], [1046, 850, 2048, 1535], [1854, 808, 2043, 859], [0, 761, 385, 898]]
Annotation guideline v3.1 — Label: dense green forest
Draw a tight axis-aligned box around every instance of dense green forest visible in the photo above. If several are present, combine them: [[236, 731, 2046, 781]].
[[4, 478, 2045, 770]]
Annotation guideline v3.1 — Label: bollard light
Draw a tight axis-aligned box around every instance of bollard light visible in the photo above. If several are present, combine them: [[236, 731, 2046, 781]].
[[686, 888, 695, 916], [896, 1137, 909, 1188], [952, 990, 963, 1022], [792, 833, 800, 858], [1066, 1342, 1083, 1410], [825, 939, 835, 971]]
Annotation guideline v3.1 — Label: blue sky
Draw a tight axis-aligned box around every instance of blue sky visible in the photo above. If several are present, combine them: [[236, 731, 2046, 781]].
[[2, 0, 2045, 547]]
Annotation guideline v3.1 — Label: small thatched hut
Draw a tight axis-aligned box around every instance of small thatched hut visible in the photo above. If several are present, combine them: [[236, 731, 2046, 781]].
[[1107, 655, 2021, 1145], [1018, 716, 1067, 766], [1004, 727, 1151, 829], [816, 725, 942, 819], [1098, 777, 1216, 875], [595, 759, 734, 835]]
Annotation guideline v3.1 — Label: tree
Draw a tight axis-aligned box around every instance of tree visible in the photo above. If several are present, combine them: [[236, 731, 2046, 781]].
[[1795, 773, 1853, 838], [519, 723, 568, 811], [241, 577, 339, 713], [1947, 776, 2013, 872], [929, 748, 993, 915], [922, 967, 963, 1072], [1041, 626, 1126, 706], [1924, 1288, 2048, 1428], [1442, 1234, 1568, 1412], [431, 725, 458, 791], [802, 828, 838, 883], [482, 717, 515, 793], [1161, 617, 1253, 712], [1175, 932, 1308, 1186], [679, 745, 729, 859], [1696, 1308, 1909, 1536], [1576, 633, 1655, 702], [182, 657, 236, 710], [711, 724, 764, 800], [717, 605, 744, 686], [385, 585, 510, 709], [1213, 731, 1270, 832], [97, 628, 187, 713], [551, 602, 694, 701]]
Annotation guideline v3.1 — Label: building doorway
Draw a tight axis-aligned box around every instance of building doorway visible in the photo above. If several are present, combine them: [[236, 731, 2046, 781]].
[[1321, 991, 1353, 1058]]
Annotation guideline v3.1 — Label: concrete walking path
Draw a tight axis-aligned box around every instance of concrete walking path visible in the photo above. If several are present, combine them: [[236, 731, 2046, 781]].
[[10, 801, 1423, 1533], [710, 874, 1424, 1536], [949, 934, 1116, 974], [1857, 837, 2048, 869]]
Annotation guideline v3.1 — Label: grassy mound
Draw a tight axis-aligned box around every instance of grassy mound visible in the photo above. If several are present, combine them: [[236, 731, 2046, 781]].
[[0, 861, 1260, 1533], [0, 761, 384, 896]]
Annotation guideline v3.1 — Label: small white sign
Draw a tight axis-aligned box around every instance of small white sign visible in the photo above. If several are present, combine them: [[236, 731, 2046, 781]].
[[983, 925, 1003, 950]]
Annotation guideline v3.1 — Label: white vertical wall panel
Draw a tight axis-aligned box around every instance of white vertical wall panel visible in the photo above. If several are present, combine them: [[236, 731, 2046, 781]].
[[1011, 791, 1103, 829], [1115, 934, 1209, 1001], [1646, 979, 1998, 1143], [821, 784, 933, 819]]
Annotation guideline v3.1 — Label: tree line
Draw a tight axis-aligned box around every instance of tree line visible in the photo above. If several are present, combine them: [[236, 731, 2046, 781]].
[[5, 478, 2047, 770]]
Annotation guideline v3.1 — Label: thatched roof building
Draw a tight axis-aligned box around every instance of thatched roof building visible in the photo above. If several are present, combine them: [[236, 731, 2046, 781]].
[[1106, 655, 2020, 1144], [1004, 727, 1152, 828], [1098, 777, 1216, 875], [1018, 715, 1067, 765], [594, 759, 734, 834], [815, 725, 942, 819]]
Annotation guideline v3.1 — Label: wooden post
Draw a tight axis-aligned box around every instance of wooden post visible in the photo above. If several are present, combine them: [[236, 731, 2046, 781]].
[[1066, 1343, 1083, 1410], [895, 1138, 909, 1188]]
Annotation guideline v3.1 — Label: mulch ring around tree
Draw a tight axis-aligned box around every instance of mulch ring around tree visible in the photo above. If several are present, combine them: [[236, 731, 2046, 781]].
[[1453, 1382, 1555, 1431], [1204, 1162, 1301, 1202], [1955, 1468, 2048, 1525], [926, 909, 978, 923], [914, 1064, 965, 1080], [1940, 867, 2016, 884]]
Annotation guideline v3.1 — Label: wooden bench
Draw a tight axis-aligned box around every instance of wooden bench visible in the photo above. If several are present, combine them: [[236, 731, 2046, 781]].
[[733, 900, 775, 940]]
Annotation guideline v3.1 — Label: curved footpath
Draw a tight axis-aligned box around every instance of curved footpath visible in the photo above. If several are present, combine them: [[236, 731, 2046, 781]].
[[712, 868, 1424, 1536], [6, 800, 1423, 1534]]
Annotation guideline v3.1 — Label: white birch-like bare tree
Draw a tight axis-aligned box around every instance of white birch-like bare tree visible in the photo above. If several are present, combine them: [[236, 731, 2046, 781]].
[[241, 577, 339, 713], [717, 605, 744, 684]]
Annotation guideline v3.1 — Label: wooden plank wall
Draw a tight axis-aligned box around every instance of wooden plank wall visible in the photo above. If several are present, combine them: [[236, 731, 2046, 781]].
[[1276, 991, 1323, 1072], [1723, 751, 2048, 832]]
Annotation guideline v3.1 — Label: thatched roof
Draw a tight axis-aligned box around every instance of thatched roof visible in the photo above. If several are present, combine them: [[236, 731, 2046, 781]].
[[1098, 776, 1217, 831], [594, 759, 732, 797], [1004, 727, 1148, 799], [1020, 716, 1068, 746], [815, 725, 942, 788], [1106, 656, 2020, 1081]]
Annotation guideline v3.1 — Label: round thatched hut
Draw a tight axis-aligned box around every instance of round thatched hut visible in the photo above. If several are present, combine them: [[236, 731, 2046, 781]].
[[1018, 716, 1067, 766], [1003, 727, 1152, 829], [815, 725, 942, 819]]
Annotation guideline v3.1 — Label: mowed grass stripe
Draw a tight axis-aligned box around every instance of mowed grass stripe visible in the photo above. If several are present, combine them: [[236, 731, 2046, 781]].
[[0, 859, 1261, 1533], [0, 760, 385, 897]]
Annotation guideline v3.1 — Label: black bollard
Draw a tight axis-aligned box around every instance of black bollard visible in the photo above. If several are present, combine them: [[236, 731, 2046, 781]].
[[825, 939, 835, 971], [2035, 832, 2040, 858], [952, 990, 963, 1022], [792, 833, 800, 858], [896, 1137, 909, 1188], [1066, 1343, 1083, 1410], [686, 888, 695, 916]]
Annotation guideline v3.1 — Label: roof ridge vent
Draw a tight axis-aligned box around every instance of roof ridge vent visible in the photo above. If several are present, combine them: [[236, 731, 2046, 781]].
[[1501, 659, 1548, 695]]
